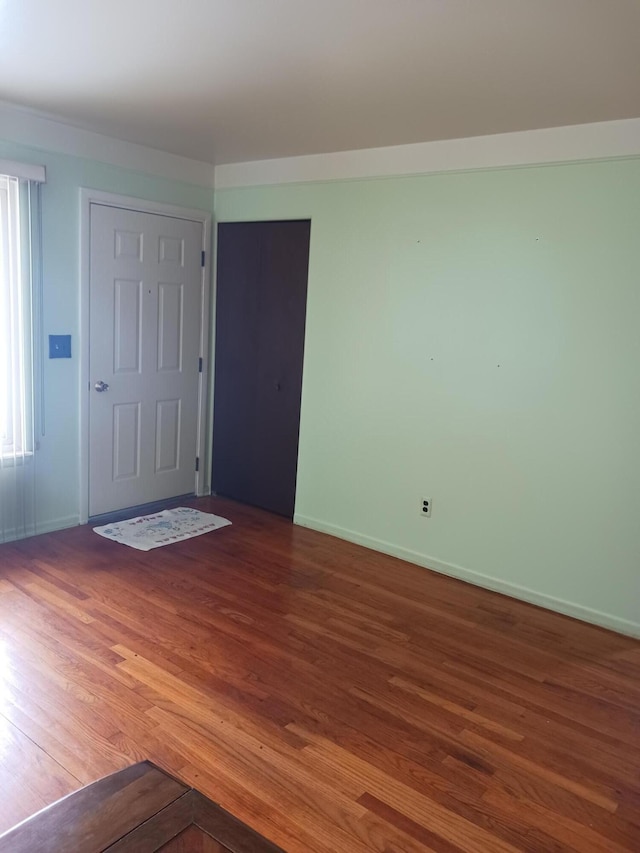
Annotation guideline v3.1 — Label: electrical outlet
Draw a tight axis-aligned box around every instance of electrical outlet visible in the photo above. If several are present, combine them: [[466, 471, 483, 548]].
[[421, 497, 432, 517]]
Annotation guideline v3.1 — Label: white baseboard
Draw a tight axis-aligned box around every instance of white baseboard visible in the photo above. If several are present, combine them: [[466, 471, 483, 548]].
[[1, 514, 80, 544], [36, 515, 81, 536], [294, 513, 640, 639]]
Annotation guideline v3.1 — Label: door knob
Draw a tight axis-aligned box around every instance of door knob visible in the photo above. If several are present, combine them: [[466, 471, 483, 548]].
[[94, 380, 109, 392]]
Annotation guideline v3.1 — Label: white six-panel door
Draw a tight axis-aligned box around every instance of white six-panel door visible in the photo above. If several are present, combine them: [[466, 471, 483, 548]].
[[89, 203, 203, 517]]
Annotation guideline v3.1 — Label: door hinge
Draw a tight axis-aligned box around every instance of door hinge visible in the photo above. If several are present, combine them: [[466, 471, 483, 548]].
[[201, 250, 206, 267], [198, 357, 203, 373], [195, 456, 200, 472]]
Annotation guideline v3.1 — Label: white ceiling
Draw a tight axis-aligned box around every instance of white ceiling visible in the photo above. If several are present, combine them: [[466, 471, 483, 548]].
[[1, 1, 639, 166]]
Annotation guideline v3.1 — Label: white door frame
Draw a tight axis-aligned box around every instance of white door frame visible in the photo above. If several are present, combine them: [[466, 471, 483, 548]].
[[79, 188, 212, 523]]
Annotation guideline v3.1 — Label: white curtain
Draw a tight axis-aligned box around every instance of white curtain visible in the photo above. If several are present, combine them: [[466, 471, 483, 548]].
[[0, 166, 44, 542]]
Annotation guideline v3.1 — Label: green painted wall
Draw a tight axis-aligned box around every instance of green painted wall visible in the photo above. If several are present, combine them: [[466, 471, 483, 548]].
[[0, 139, 213, 534], [215, 159, 640, 634], [2, 135, 637, 635]]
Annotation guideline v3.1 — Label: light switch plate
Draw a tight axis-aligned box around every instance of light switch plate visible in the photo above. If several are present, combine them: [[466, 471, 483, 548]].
[[49, 334, 72, 358]]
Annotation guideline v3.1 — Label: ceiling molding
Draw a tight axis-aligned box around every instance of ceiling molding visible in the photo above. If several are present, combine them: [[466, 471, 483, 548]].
[[215, 118, 640, 189], [0, 100, 215, 188]]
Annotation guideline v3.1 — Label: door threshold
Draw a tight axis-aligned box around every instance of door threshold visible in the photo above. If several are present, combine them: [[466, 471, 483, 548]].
[[88, 494, 195, 527]]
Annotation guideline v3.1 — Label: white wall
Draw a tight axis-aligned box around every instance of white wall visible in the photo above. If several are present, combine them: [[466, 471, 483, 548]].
[[0, 136, 213, 536]]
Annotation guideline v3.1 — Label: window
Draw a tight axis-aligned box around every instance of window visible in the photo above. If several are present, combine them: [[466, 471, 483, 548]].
[[0, 173, 32, 459], [0, 161, 43, 542]]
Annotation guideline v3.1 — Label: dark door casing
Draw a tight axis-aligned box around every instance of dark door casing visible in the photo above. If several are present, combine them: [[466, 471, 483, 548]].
[[213, 220, 311, 518]]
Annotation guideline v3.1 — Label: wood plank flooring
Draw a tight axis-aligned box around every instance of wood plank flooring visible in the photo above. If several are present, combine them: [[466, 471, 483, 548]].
[[0, 497, 638, 852]]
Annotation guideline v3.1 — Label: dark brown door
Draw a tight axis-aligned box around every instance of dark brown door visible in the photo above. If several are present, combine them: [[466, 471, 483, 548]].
[[212, 220, 310, 518]]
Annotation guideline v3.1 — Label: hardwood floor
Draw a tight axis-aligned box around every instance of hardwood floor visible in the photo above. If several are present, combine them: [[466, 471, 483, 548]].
[[0, 497, 638, 852]]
